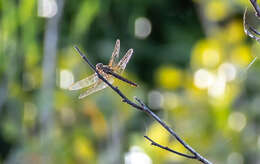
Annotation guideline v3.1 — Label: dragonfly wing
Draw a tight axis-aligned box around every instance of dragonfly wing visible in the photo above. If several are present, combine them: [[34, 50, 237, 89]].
[[69, 74, 98, 90], [116, 48, 133, 74], [78, 78, 114, 99], [109, 39, 120, 67]]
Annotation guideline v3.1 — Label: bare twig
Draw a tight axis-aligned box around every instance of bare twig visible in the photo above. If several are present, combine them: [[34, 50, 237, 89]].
[[243, 8, 260, 42], [243, 7, 259, 70], [250, 0, 260, 17], [134, 97, 212, 164], [249, 26, 260, 35], [144, 136, 196, 159], [73, 46, 212, 164]]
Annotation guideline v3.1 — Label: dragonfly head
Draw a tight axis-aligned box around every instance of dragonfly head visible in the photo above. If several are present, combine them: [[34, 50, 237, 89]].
[[96, 63, 103, 70]]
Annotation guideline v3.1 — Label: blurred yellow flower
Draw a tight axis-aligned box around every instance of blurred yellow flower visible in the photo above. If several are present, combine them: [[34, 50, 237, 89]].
[[166, 139, 188, 162], [146, 123, 188, 162], [231, 44, 253, 67], [191, 39, 222, 68], [155, 66, 182, 89], [147, 123, 169, 147], [205, 1, 228, 21], [225, 20, 245, 43], [74, 136, 95, 161]]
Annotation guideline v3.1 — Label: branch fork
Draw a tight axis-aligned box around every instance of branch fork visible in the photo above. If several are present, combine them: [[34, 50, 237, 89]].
[[73, 46, 212, 164]]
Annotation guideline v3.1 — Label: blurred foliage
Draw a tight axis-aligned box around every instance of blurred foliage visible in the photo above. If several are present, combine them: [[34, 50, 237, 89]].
[[0, 0, 260, 164]]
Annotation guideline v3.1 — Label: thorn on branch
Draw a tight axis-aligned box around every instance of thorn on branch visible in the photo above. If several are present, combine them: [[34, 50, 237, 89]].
[[134, 97, 147, 109]]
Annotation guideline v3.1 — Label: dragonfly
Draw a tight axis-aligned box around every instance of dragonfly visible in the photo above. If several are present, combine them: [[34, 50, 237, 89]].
[[69, 39, 138, 99]]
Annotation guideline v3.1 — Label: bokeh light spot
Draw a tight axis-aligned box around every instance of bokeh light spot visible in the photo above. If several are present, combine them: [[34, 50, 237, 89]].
[[208, 74, 226, 98], [38, 0, 58, 18], [163, 92, 179, 109], [226, 20, 245, 43], [156, 66, 182, 89], [59, 69, 74, 89], [74, 137, 95, 161], [148, 90, 164, 109], [218, 63, 236, 82], [202, 49, 220, 68], [194, 69, 214, 89], [135, 17, 152, 39], [231, 45, 253, 67], [125, 146, 152, 164], [191, 39, 222, 69], [228, 112, 247, 132], [205, 1, 228, 21]]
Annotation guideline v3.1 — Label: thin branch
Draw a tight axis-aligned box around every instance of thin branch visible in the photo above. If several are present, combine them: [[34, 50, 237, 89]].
[[74, 46, 143, 111], [144, 136, 196, 159], [250, 0, 260, 17], [134, 97, 212, 164], [73, 46, 212, 164], [243, 8, 260, 42], [246, 56, 258, 71], [249, 26, 260, 35], [243, 7, 259, 70]]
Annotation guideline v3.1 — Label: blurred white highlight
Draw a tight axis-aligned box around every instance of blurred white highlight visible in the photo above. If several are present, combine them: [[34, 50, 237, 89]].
[[38, 0, 58, 18], [135, 17, 152, 39], [228, 112, 247, 132], [194, 69, 214, 89], [218, 63, 236, 82], [59, 69, 74, 89], [194, 68, 231, 98], [163, 92, 179, 109], [148, 90, 164, 109], [208, 74, 226, 98], [124, 146, 152, 164]]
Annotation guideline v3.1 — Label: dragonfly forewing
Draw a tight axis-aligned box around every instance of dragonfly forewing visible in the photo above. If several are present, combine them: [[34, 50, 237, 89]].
[[71, 39, 135, 98], [78, 78, 114, 99], [116, 48, 133, 74], [69, 73, 98, 90], [109, 39, 120, 67]]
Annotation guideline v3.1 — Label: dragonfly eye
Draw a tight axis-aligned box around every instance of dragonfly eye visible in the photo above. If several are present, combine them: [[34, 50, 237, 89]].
[[96, 63, 103, 70]]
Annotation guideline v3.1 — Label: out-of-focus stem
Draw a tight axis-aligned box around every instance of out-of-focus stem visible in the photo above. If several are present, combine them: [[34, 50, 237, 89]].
[[39, 0, 64, 161]]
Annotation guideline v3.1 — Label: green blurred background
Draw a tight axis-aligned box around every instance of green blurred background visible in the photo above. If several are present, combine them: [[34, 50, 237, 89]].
[[0, 0, 260, 163]]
